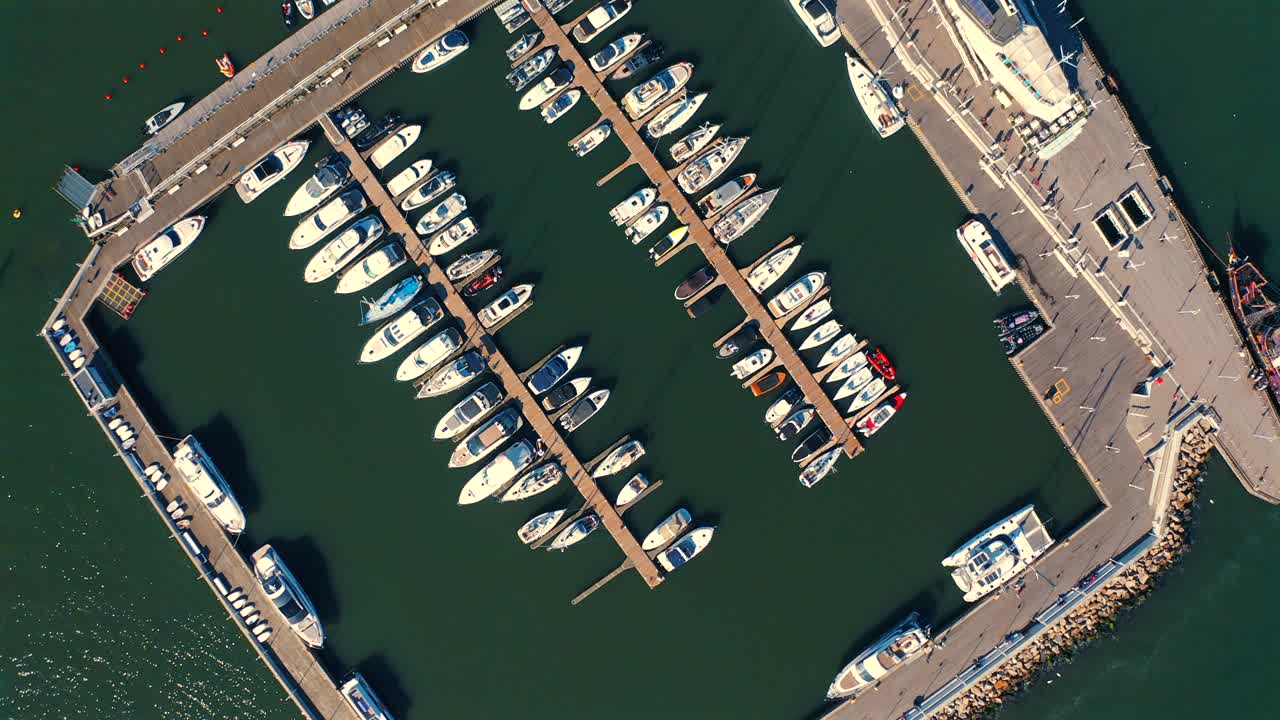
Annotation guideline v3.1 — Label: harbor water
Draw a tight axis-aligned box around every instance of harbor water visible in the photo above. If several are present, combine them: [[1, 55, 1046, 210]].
[[0, 1, 1275, 719]]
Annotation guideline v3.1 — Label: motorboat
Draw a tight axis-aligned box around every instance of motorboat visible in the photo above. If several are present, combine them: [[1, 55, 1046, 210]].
[[359, 298, 444, 364], [764, 387, 804, 426], [386, 158, 433, 197], [855, 392, 906, 437], [519, 64, 574, 110], [252, 544, 324, 648], [746, 244, 801, 293], [462, 265, 504, 297], [284, 155, 350, 217], [767, 272, 826, 318], [296, 0, 315, 20], [282, 1, 294, 26], [417, 351, 486, 398], [216, 52, 236, 78], [656, 527, 715, 572], [790, 0, 839, 47], [642, 508, 691, 551], [450, 407, 523, 468], [625, 204, 669, 245], [415, 192, 467, 235], [750, 370, 788, 396], [334, 105, 370, 139], [609, 187, 657, 225], [412, 29, 469, 73], [143, 101, 184, 135], [335, 242, 405, 295], [236, 140, 309, 203], [670, 122, 720, 164], [478, 284, 534, 329], [614, 473, 649, 507], [1001, 321, 1046, 356], [427, 216, 478, 256], [713, 188, 779, 245], [697, 173, 756, 218], [500, 462, 564, 502], [957, 218, 1016, 293], [622, 62, 693, 119], [589, 33, 641, 73], [716, 321, 759, 360], [943, 505, 1054, 603], [677, 136, 747, 194], [304, 216, 385, 283], [591, 439, 644, 478], [547, 515, 600, 551], [446, 250, 497, 282], [517, 509, 566, 545], [394, 327, 461, 380], [799, 319, 841, 351], [994, 309, 1040, 337], [570, 121, 613, 157], [646, 92, 707, 138], [730, 348, 773, 379], [674, 265, 717, 301], [527, 347, 583, 395], [845, 53, 905, 139], [826, 613, 931, 698], [132, 216, 206, 282], [434, 382, 504, 440], [340, 673, 393, 720], [458, 439, 538, 505], [571, 1, 632, 44], [799, 446, 841, 488], [290, 189, 366, 249], [610, 43, 662, 80], [542, 89, 582, 124], [791, 427, 832, 464], [846, 377, 886, 415], [817, 333, 857, 368], [826, 351, 868, 385], [832, 366, 874, 402], [173, 435, 245, 534], [505, 32, 541, 62], [558, 389, 610, 433], [370, 125, 421, 170], [649, 226, 688, 263], [775, 407, 816, 442], [400, 170, 456, 211], [542, 377, 590, 412], [507, 48, 556, 91], [353, 113, 403, 151], [359, 275, 424, 326]]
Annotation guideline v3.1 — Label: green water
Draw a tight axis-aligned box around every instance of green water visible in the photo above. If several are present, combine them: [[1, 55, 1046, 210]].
[[0, 2, 1273, 719]]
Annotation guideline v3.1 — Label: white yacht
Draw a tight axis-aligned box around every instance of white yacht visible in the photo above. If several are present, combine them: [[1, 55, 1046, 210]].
[[519, 65, 574, 110], [541, 89, 582, 124], [507, 48, 557, 92], [284, 157, 349, 217], [236, 140, 310, 203], [370, 125, 421, 170], [730, 348, 774, 380], [445, 250, 497, 283], [290, 189, 366, 250], [172, 435, 245, 534], [641, 508, 691, 551], [571, 1, 632, 44], [335, 243, 405, 295], [789, 0, 840, 47], [799, 446, 841, 488], [676, 136, 747, 194], [386, 159, 433, 197], [789, 299, 832, 331], [589, 33, 641, 73], [251, 544, 324, 649], [359, 298, 444, 364], [816, 332, 856, 368], [622, 62, 693, 119], [506, 32, 541, 63], [670, 123, 720, 165], [500, 462, 564, 502], [712, 188, 779, 245], [400, 170, 456, 212], [143, 101, 185, 135], [826, 613, 931, 698], [394, 327, 462, 381], [697, 173, 756, 218], [825, 351, 868, 385], [655, 527, 715, 572], [746, 244, 801, 293], [570, 121, 613, 157], [304, 216, 385, 283], [591, 439, 644, 478], [450, 407, 523, 468], [547, 515, 599, 551], [625, 204, 669, 245], [845, 377, 886, 415], [478, 284, 533, 329], [458, 439, 537, 505], [557, 389, 610, 433], [956, 218, 1016, 293], [517, 509, 567, 545], [645, 92, 707, 139], [415, 193, 467, 235], [845, 53, 905, 139], [609, 187, 657, 226], [526, 346, 583, 395], [943, 505, 1054, 602], [132, 216, 206, 282], [340, 672, 394, 720], [799, 319, 841, 351], [417, 351, 486, 398], [412, 29, 469, 73], [434, 382, 504, 440], [832, 366, 874, 402], [427, 217, 478, 256], [767, 272, 826, 318]]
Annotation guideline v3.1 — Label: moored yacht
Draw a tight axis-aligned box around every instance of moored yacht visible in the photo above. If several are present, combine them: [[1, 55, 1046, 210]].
[[791, 427, 833, 464], [789, 299, 832, 331], [143, 101, 185, 135], [236, 140, 310, 203], [173, 435, 245, 534], [670, 122, 720, 164], [415, 192, 467, 235], [359, 275, 424, 326], [621, 62, 693, 119], [697, 173, 756, 218], [610, 187, 657, 226], [450, 406, 523, 468], [400, 170, 456, 212], [446, 249, 497, 283], [557, 389, 610, 433], [826, 351, 868, 385], [132, 216, 206, 282], [304, 215, 385, 283], [649, 226, 689, 263], [775, 407, 816, 442], [517, 508, 566, 545], [610, 43, 662, 80], [340, 672, 394, 720], [359, 298, 444, 364], [335, 243, 405, 295], [826, 613, 931, 699], [570, 121, 613, 157], [956, 218, 1016, 293], [799, 319, 841, 351], [394, 327, 462, 380], [746, 244, 802, 293], [284, 155, 350, 217], [547, 515, 600, 551], [641, 508, 691, 551], [589, 33, 642, 73], [592, 439, 644, 478], [674, 265, 717, 302], [656, 527, 715, 572], [519, 64, 574, 110], [944, 505, 1054, 602], [712, 188, 779, 245], [478, 284, 534, 329], [790, 0, 840, 47], [645, 92, 707, 138], [252, 544, 324, 648], [458, 439, 538, 505], [855, 392, 907, 437], [386, 158, 433, 197], [412, 29, 469, 73], [816, 332, 857, 368], [767, 272, 826, 318], [832, 366, 874, 402], [799, 446, 841, 488], [370, 125, 421, 170], [625, 204, 669, 245], [417, 351, 486, 398], [614, 473, 649, 507], [571, 1, 632, 44], [676, 136, 747, 194], [764, 387, 804, 426], [506, 32, 541, 63], [434, 382, 505, 440], [527, 346, 583, 395], [507, 47, 556, 92], [542, 376, 591, 412], [845, 53, 905, 139], [290, 189, 366, 250], [845, 377, 886, 415], [541, 89, 582, 124], [716, 321, 759, 360], [427, 217, 479, 256], [500, 462, 564, 502], [730, 348, 773, 380]]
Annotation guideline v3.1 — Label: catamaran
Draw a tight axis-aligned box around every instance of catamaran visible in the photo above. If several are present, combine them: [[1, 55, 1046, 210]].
[[359, 298, 444, 364], [845, 52, 904, 139], [943, 505, 1054, 602]]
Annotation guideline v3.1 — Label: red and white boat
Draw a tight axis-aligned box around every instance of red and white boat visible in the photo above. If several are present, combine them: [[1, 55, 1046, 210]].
[[216, 53, 236, 78], [855, 392, 906, 437]]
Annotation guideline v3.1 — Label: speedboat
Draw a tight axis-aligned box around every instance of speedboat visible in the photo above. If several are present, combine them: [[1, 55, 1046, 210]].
[[677, 136, 747, 194], [826, 351, 868, 385], [478, 284, 534, 329], [412, 29, 469, 73], [500, 462, 564, 502], [459, 439, 538, 505], [415, 193, 467, 235], [386, 158, 433, 197], [855, 392, 906, 437], [542, 377, 590, 412], [832, 366, 874, 402], [143, 101, 184, 135], [670, 122, 720, 165], [846, 377, 886, 414], [519, 64, 574, 110], [592, 439, 644, 478], [867, 347, 896, 380], [845, 53, 905, 139], [558, 389, 610, 433], [649, 226, 688, 263], [370, 125, 421, 170], [295, 0, 315, 20], [290, 189, 366, 249], [427, 217, 478, 256], [625, 204, 669, 245], [956, 218, 1016, 293], [417, 351, 486, 398], [359, 275, 424, 326], [775, 407, 816, 442], [789, 299, 832, 331], [284, 155, 350, 217], [746, 244, 801, 293], [817, 333, 857, 368], [353, 113, 403, 151], [645, 92, 707, 138], [799, 319, 841, 351], [621, 62, 693, 119], [236, 140, 309, 203], [340, 673, 393, 720], [335, 242, 405, 295], [505, 32, 541, 62], [642, 508, 692, 551], [994, 308, 1040, 337], [750, 371, 788, 396], [826, 613, 931, 698], [434, 382, 504, 440], [542, 89, 582, 124], [656, 527, 715, 572], [173, 435, 245, 534], [571, 1, 632, 44], [446, 250, 496, 282], [730, 348, 773, 380], [764, 387, 804, 426], [359, 298, 444, 364], [507, 48, 556, 91], [767, 272, 826, 318], [304, 216, 385, 283], [697, 173, 756, 218], [943, 505, 1053, 602], [1001, 321, 1046, 356], [716, 321, 759, 360], [790, 0, 839, 47], [132, 216, 206, 282], [675, 265, 717, 302], [712, 188, 779, 245], [614, 473, 649, 506], [517, 508, 566, 545], [570, 121, 612, 157], [610, 43, 662, 80], [216, 52, 236, 78], [610, 187, 657, 226], [462, 265, 504, 297], [393, 327, 462, 380], [400, 170, 456, 211], [589, 33, 641, 73], [450, 407, 523, 468], [791, 427, 833, 464], [527, 346, 583, 395], [799, 446, 841, 488], [252, 544, 324, 648], [547, 515, 600, 551]]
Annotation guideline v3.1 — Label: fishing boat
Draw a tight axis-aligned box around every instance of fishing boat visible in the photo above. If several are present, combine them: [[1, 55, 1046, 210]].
[[746, 244, 801, 293], [519, 64, 574, 110], [592, 440, 644, 478], [846, 377, 886, 414], [610, 43, 662, 80], [716, 321, 759, 360], [656, 527, 715, 572], [730, 348, 774, 379], [131, 216, 206, 282], [856, 392, 906, 437], [527, 347, 583, 395], [994, 309, 1040, 337], [610, 187, 657, 225], [340, 673, 393, 720], [816, 333, 857, 368], [943, 504, 1053, 602], [400, 170, 456, 211], [642, 508, 692, 551], [826, 613, 931, 698], [296, 0, 315, 20], [335, 243, 405, 294], [775, 407, 816, 441], [252, 544, 324, 648], [764, 387, 804, 426], [674, 265, 717, 301], [570, 121, 612, 156], [832, 366, 874, 402], [500, 462, 564, 503], [446, 250, 497, 282], [621, 62, 693, 120], [614, 473, 649, 507], [352, 114, 403, 151], [649, 226, 688, 263], [173, 435, 245, 534], [1001, 321, 1046, 356], [789, 0, 839, 47], [459, 440, 538, 505], [427, 217, 478, 256], [750, 371, 787, 396], [589, 33, 641, 73], [284, 155, 350, 217], [393, 327, 461, 380], [541, 89, 582, 124], [359, 275, 424, 326], [434, 382, 504, 440], [845, 53, 905, 139], [359, 298, 444, 364], [462, 266, 504, 297], [236, 140, 309, 203], [505, 32, 541, 62], [625, 204, 669, 245], [956, 218, 1016, 293], [304, 216, 385, 283], [547, 515, 599, 551], [697, 173, 756, 218], [799, 319, 841, 351], [867, 347, 896, 381], [767, 272, 826, 318], [542, 377, 590, 412], [571, 1, 632, 43], [712, 188, 779, 245], [450, 407, 523, 468], [415, 193, 467, 235], [478, 284, 534, 329], [676, 136, 747, 194], [412, 29, 469, 73], [517, 509, 566, 545], [799, 446, 841, 488], [791, 428, 832, 464], [370, 125, 421, 170], [507, 48, 556, 91], [386, 158, 433, 197], [291, 189, 366, 250], [670, 122, 719, 164], [825, 351, 868, 385], [645, 92, 707, 138], [216, 52, 236, 78], [558, 389, 610, 433], [143, 101, 185, 135], [417, 351, 486, 399]]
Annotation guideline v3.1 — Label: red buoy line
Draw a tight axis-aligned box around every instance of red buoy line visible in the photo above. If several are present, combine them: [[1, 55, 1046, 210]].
[[105, 7, 224, 100]]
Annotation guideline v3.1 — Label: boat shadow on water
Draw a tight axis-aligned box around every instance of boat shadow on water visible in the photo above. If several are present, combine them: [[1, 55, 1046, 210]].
[[269, 535, 343, 625]]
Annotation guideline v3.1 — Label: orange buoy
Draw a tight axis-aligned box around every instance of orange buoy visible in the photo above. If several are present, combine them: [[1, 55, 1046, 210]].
[[12, 209, 22, 220]]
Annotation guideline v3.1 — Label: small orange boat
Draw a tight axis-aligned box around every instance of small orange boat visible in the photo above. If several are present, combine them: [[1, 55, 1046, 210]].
[[750, 370, 787, 397], [216, 53, 236, 78]]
